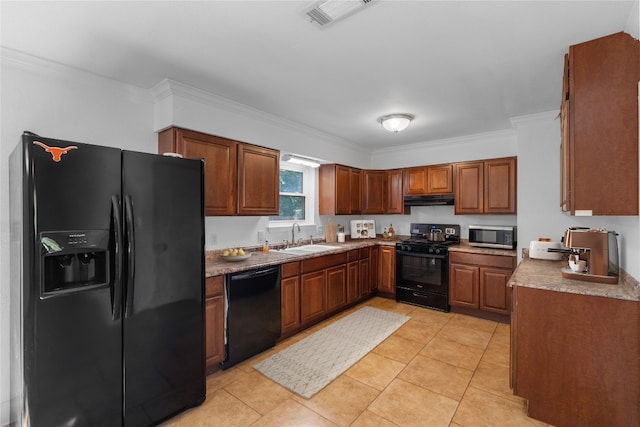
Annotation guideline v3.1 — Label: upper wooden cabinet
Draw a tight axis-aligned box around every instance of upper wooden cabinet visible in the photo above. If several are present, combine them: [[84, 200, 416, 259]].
[[361, 169, 404, 215], [386, 169, 404, 214], [403, 164, 453, 195], [319, 164, 362, 215], [455, 157, 517, 215], [158, 127, 279, 216], [560, 32, 639, 215]]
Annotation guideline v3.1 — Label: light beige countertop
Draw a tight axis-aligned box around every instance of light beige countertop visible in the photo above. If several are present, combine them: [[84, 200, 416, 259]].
[[449, 241, 517, 257], [508, 255, 639, 302]]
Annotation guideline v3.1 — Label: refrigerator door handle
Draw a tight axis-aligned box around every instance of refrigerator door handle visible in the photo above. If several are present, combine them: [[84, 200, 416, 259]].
[[124, 195, 136, 318], [111, 195, 123, 320]]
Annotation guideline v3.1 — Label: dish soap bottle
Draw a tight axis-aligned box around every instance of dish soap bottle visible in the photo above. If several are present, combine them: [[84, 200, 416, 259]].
[[388, 224, 395, 238], [383, 227, 389, 239], [262, 240, 269, 253]]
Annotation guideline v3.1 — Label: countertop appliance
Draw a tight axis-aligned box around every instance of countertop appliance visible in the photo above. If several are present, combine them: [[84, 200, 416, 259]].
[[469, 225, 517, 250], [395, 223, 461, 312], [560, 227, 619, 284], [9, 132, 205, 426], [221, 266, 281, 369]]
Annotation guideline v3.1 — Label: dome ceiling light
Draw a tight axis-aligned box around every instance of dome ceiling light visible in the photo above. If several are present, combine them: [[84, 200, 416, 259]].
[[379, 114, 415, 133]]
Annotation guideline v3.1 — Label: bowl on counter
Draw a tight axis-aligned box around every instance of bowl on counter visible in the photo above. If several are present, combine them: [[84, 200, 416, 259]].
[[220, 253, 251, 262]]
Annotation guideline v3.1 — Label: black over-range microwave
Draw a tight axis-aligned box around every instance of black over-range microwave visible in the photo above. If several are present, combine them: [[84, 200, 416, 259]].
[[468, 225, 517, 250]]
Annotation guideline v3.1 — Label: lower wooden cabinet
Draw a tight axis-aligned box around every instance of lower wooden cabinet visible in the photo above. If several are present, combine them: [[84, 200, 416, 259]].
[[205, 276, 225, 373], [301, 270, 327, 324], [281, 261, 301, 336], [449, 252, 515, 316], [326, 265, 347, 312], [377, 245, 396, 295], [358, 249, 371, 298]]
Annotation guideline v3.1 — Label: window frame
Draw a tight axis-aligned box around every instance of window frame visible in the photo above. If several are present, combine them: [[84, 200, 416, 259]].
[[269, 162, 317, 228]]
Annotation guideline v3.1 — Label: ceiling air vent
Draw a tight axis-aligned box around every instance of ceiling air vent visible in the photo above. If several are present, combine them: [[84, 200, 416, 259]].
[[306, 0, 374, 27]]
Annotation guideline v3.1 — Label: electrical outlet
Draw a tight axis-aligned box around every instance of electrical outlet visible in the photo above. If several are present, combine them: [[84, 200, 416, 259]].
[[316, 225, 324, 235]]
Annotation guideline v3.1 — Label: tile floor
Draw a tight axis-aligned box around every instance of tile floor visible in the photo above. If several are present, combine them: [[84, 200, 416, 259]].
[[162, 297, 551, 427]]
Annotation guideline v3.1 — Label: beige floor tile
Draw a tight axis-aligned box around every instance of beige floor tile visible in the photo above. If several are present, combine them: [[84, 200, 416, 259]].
[[420, 336, 484, 371], [250, 399, 338, 427], [453, 386, 547, 427], [350, 410, 399, 427], [469, 360, 521, 403], [345, 352, 406, 390], [398, 354, 473, 400], [481, 339, 510, 368], [372, 334, 425, 363], [447, 314, 498, 334], [368, 378, 459, 427], [162, 388, 260, 427], [367, 297, 415, 315], [224, 370, 293, 415], [204, 367, 250, 393], [293, 376, 379, 427], [394, 319, 441, 344], [436, 324, 493, 349], [491, 322, 511, 346], [407, 306, 454, 328]]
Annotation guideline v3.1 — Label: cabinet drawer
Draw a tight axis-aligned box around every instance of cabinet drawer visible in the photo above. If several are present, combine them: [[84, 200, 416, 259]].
[[206, 275, 224, 297], [302, 252, 348, 274], [282, 261, 301, 278], [450, 252, 515, 270]]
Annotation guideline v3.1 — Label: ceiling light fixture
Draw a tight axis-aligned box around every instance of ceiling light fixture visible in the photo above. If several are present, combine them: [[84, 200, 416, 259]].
[[282, 154, 321, 168], [379, 114, 415, 133], [306, 0, 374, 26]]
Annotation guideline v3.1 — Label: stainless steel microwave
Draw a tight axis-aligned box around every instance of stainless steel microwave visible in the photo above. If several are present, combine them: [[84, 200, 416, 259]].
[[468, 225, 517, 250]]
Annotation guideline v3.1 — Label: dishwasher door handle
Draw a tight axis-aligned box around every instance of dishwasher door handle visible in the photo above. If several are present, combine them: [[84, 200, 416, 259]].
[[230, 268, 279, 281]]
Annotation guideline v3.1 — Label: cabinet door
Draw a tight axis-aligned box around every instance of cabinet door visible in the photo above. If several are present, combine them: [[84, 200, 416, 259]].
[[237, 144, 279, 215], [326, 265, 347, 312], [358, 257, 371, 297], [449, 263, 479, 308], [362, 170, 387, 214], [427, 165, 453, 194], [281, 276, 301, 335], [334, 165, 351, 214], [455, 162, 484, 214], [204, 276, 225, 373], [485, 158, 516, 214], [301, 270, 326, 324], [403, 166, 428, 195], [479, 267, 511, 315], [377, 246, 396, 294], [369, 246, 379, 292], [349, 168, 362, 214], [160, 128, 237, 216], [387, 169, 404, 214], [347, 261, 359, 303]]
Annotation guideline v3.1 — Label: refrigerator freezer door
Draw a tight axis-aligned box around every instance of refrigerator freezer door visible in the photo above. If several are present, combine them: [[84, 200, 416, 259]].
[[122, 151, 205, 426], [17, 134, 123, 426]]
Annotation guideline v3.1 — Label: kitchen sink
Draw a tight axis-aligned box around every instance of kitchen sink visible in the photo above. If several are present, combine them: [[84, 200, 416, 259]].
[[271, 244, 338, 256]]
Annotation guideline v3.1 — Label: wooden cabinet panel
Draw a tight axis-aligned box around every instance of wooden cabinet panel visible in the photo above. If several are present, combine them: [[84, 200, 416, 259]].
[[386, 169, 404, 214], [377, 246, 395, 295], [159, 128, 237, 216], [237, 144, 279, 215], [301, 271, 326, 324], [319, 164, 362, 215], [362, 170, 387, 214], [326, 265, 347, 312], [455, 162, 484, 214], [427, 164, 454, 194], [369, 246, 379, 292], [404, 164, 453, 196], [449, 264, 479, 308], [479, 268, 511, 314], [485, 158, 516, 214], [281, 276, 301, 335], [204, 276, 225, 373], [358, 257, 370, 297], [561, 32, 639, 215], [158, 127, 279, 216], [347, 261, 359, 303], [455, 157, 516, 215]]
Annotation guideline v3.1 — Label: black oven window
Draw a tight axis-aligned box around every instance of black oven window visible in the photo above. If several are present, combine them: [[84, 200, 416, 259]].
[[401, 256, 444, 288]]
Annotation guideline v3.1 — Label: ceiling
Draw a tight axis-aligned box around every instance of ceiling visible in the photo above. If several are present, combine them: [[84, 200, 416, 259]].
[[1, 1, 636, 150]]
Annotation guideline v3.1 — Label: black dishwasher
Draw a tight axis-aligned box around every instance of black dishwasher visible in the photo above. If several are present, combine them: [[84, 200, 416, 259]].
[[220, 266, 281, 369]]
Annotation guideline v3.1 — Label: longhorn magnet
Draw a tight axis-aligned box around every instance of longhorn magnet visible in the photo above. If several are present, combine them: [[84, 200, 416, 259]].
[[33, 141, 78, 162]]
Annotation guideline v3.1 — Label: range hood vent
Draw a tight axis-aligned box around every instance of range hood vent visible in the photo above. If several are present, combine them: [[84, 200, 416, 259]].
[[306, 0, 374, 27], [403, 194, 455, 206]]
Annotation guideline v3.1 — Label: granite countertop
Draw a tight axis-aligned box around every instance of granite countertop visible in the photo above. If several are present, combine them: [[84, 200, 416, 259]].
[[508, 255, 639, 302], [205, 238, 397, 277], [449, 241, 517, 257]]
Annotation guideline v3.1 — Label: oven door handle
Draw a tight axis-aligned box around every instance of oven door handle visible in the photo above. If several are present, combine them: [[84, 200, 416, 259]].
[[396, 250, 447, 260]]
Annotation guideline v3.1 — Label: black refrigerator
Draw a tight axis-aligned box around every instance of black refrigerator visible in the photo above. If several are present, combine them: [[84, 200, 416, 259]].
[[9, 131, 206, 426]]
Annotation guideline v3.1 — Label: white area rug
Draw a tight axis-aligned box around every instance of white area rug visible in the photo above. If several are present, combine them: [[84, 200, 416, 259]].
[[253, 306, 410, 398]]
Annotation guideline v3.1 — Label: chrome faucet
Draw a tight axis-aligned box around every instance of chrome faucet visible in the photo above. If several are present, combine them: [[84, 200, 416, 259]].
[[292, 222, 301, 245]]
